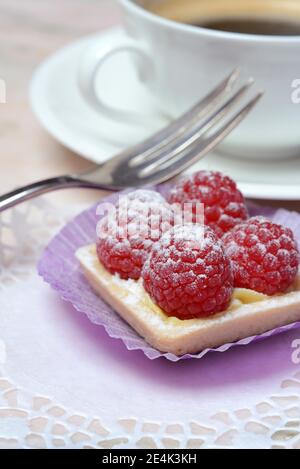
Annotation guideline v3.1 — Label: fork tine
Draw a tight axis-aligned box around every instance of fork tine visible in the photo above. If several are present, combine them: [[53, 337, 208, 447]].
[[81, 70, 239, 180], [135, 79, 254, 173], [137, 92, 263, 184], [128, 69, 240, 166], [96, 69, 239, 166]]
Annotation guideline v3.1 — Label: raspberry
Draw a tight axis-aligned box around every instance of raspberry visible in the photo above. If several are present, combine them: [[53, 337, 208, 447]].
[[97, 190, 177, 280], [142, 225, 234, 319], [222, 217, 300, 295], [167, 170, 248, 237], [125, 190, 165, 205]]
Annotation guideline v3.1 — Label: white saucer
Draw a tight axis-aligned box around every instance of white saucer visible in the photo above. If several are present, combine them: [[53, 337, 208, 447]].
[[30, 27, 300, 200]]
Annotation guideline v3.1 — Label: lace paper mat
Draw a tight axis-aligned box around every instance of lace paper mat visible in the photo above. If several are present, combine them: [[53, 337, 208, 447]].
[[0, 199, 300, 449]]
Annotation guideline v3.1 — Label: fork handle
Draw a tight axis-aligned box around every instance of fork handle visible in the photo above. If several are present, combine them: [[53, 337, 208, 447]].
[[0, 176, 94, 212]]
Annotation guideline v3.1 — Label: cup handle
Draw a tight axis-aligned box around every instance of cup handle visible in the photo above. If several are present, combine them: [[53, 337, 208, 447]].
[[78, 35, 155, 123]]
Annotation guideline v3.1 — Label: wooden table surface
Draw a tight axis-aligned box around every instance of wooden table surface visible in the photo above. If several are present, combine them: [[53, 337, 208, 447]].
[[0, 0, 299, 211]]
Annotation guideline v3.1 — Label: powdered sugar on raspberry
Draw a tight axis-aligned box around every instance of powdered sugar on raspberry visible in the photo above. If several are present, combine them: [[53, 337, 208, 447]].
[[223, 217, 300, 295], [96, 190, 179, 280], [167, 170, 248, 237], [125, 189, 165, 205], [142, 224, 234, 319]]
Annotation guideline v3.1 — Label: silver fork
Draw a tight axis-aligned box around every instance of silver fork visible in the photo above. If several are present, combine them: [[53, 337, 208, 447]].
[[0, 70, 262, 212]]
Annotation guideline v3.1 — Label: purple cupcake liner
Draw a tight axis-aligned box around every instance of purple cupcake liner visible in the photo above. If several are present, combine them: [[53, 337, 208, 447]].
[[38, 187, 300, 362]]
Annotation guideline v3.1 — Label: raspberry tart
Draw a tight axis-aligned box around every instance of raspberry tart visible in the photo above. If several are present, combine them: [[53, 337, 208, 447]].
[[76, 181, 300, 356]]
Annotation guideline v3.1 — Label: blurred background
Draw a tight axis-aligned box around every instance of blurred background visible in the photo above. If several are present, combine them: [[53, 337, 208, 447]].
[[0, 0, 299, 211], [0, 0, 120, 204]]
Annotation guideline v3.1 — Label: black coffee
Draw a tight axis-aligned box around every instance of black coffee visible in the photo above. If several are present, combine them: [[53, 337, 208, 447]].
[[195, 17, 300, 36], [147, 0, 300, 37]]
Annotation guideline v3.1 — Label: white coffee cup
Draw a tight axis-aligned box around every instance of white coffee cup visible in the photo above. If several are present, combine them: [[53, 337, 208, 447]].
[[78, 0, 300, 160]]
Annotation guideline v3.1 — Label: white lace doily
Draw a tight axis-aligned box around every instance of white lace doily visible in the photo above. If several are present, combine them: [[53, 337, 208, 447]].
[[0, 200, 300, 449]]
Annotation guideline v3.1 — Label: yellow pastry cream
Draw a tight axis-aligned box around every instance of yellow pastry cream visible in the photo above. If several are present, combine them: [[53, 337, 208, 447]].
[[86, 245, 286, 327]]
